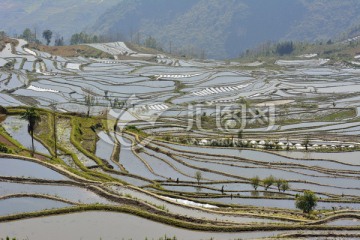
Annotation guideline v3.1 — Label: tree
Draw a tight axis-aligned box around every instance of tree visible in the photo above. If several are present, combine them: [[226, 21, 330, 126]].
[[42, 30, 53, 45], [295, 190, 318, 213], [92, 35, 99, 43], [55, 36, 64, 46], [22, 28, 35, 42], [276, 178, 283, 192], [276, 179, 290, 192], [0, 31, 5, 40], [70, 32, 101, 45], [144, 36, 158, 49], [286, 135, 290, 151], [21, 107, 40, 157], [70, 33, 81, 45], [281, 180, 290, 192], [251, 176, 260, 190], [276, 41, 294, 56], [50, 104, 58, 158], [195, 171, 202, 185], [21, 28, 40, 43], [238, 130, 243, 140], [303, 135, 310, 151], [263, 175, 275, 191], [0, 105, 7, 114]]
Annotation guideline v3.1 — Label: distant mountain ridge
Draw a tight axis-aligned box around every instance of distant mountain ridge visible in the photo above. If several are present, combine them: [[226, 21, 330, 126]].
[[0, 0, 120, 38], [2, 0, 360, 58], [87, 0, 360, 58], [90, 0, 285, 58]]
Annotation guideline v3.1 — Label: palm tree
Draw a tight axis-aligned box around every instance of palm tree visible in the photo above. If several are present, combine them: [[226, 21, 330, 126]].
[[21, 107, 40, 157], [50, 104, 57, 158]]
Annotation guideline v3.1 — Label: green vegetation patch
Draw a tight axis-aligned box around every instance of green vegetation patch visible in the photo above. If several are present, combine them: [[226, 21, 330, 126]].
[[71, 116, 103, 154], [317, 109, 356, 121]]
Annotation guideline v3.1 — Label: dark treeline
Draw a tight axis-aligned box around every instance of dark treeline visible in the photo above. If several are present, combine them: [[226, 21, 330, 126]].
[[70, 31, 164, 52], [69, 32, 123, 45], [12, 27, 207, 59], [276, 41, 294, 56], [242, 41, 296, 58], [15, 28, 113, 46], [16, 27, 163, 50], [240, 37, 341, 59], [19, 28, 63, 46]]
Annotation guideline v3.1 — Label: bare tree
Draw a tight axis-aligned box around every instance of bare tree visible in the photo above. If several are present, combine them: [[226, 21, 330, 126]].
[[286, 135, 290, 151], [54, 33, 64, 46], [195, 171, 202, 185], [33, 24, 39, 43], [303, 135, 310, 151], [85, 93, 95, 117]]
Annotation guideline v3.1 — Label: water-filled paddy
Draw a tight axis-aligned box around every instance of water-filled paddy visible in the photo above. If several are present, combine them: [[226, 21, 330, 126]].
[[0, 158, 67, 180], [0, 181, 112, 204], [117, 136, 163, 180], [95, 132, 118, 170], [326, 218, 360, 226], [110, 186, 279, 224], [0, 197, 71, 216], [3, 38, 360, 237], [278, 151, 360, 165], [3, 116, 50, 155], [201, 197, 360, 210], [0, 211, 285, 240]]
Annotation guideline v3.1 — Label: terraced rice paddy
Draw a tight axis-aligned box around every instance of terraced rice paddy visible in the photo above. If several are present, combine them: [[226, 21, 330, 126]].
[[1, 38, 360, 239]]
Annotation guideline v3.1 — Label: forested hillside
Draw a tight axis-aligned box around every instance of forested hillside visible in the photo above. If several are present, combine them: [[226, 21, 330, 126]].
[[3, 0, 360, 58]]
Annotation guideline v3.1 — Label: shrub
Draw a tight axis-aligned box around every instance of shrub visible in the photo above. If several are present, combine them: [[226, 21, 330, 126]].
[[0, 143, 11, 153], [295, 190, 318, 213], [0, 105, 7, 114], [263, 175, 275, 191], [250, 176, 260, 190]]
